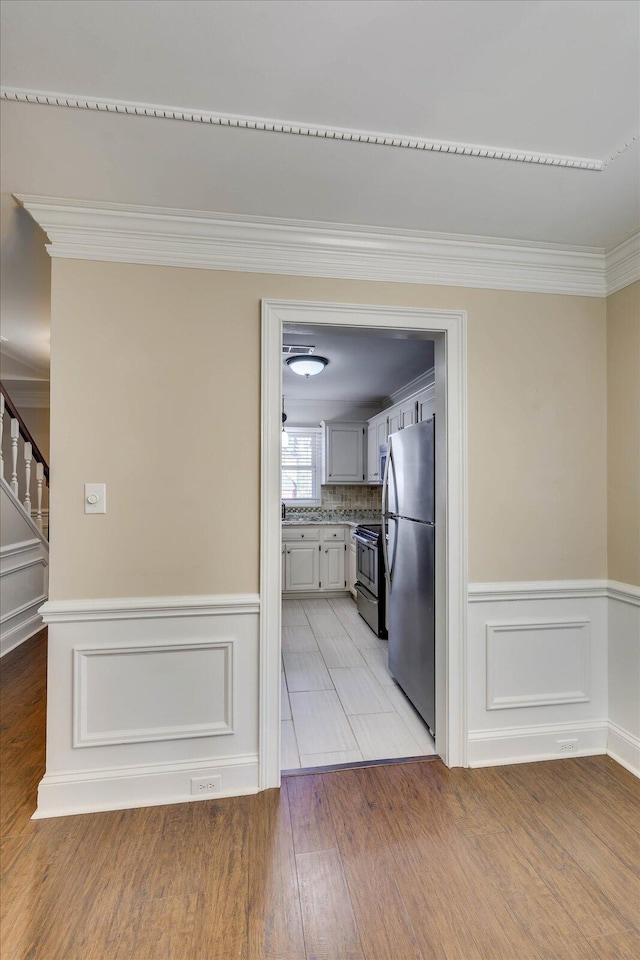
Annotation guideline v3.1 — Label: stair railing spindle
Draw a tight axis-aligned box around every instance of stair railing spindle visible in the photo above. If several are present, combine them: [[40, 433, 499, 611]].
[[23, 441, 32, 515], [36, 462, 44, 530], [10, 418, 19, 497]]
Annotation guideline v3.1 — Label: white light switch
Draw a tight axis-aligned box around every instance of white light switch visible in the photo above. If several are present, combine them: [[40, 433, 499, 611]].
[[85, 483, 106, 514]]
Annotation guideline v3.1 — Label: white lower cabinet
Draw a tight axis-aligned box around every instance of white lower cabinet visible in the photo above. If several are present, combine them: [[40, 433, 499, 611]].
[[284, 542, 320, 591], [348, 541, 357, 598], [282, 525, 350, 594], [323, 542, 346, 590]]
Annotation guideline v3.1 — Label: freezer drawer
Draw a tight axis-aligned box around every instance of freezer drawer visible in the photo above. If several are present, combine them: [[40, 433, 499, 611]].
[[387, 516, 435, 734]]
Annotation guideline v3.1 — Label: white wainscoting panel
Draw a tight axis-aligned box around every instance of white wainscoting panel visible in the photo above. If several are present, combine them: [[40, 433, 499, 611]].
[[0, 537, 48, 656], [73, 639, 233, 747], [36, 594, 260, 817], [607, 585, 640, 777], [486, 619, 590, 710], [467, 582, 608, 767]]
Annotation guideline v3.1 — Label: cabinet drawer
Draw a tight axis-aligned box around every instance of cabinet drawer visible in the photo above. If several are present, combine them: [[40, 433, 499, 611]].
[[282, 526, 320, 542], [322, 526, 346, 542]]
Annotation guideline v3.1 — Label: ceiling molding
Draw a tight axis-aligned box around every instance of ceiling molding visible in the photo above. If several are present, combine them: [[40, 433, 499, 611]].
[[605, 233, 640, 296], [17, 195, 611, 297], [1, 85, 611, 172], [0, 380, 50, 408], [386, 368, 436, 408]]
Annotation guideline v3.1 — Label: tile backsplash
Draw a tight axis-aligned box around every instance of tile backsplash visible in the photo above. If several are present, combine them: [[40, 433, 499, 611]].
[[285, 484, 383, 522], [319, 485, 383, 511]]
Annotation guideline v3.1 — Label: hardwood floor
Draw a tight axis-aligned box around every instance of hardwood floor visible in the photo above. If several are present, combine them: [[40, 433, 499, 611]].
[[2, 630, 639, 959]]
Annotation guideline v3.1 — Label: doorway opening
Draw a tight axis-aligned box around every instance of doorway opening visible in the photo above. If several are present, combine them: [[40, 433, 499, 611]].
[[260, 301, 467, 789]]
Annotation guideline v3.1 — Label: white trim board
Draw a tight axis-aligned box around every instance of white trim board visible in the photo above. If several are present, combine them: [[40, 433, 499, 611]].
[[34, 753, 260, 819], [467, 719, 608, 767], [469, 579, 639, 605], [262, 299, 468, 788], [2, 86, 617, 171], [17, 194, 630, 298], [607, 722, 640, 778], [39, 593, 260, 622]]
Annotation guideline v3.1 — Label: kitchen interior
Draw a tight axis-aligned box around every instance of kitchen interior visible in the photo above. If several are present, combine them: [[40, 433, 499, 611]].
[[281, 324, 438, 771]]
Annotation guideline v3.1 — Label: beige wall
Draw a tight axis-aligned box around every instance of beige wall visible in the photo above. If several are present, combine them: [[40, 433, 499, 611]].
[[49, 259, 607, 599], [607, 281, 640, 587]]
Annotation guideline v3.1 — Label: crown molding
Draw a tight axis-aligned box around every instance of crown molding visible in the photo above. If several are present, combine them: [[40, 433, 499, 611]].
[[0, 379, 50, 408], [605, 233, 640, 296], [16, 195, 611, 297], [1, 86, 610, 171], [386, 367, 435, 407]]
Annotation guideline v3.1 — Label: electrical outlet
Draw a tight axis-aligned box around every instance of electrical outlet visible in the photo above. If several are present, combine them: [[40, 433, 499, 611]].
[[190, 774, 222, 796], [557, 739, 578, 753]]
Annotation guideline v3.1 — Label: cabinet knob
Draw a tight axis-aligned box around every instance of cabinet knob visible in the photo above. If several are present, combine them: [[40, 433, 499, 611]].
[[301, 534, 304, 537]]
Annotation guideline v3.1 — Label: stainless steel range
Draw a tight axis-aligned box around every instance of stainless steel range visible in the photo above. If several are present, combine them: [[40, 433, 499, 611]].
[[354, 523, 387, 638]]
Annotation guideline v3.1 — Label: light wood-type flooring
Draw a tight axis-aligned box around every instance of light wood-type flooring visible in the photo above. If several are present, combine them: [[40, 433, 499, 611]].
[[2, 629, 640, 959], [281, 598, 435, 768]]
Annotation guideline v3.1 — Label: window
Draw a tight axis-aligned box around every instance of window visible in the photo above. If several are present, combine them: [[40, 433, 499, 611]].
[[282, 427, 322, 505]]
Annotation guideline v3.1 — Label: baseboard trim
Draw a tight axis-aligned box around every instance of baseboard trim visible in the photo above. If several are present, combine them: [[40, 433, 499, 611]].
[[467, 719, 608, 767], [34, 753, 260, 818], [0, 599, 47, 657], [282, 590, 351, 600], [607, 721, 640, 778], [40, 593, 261, 622]]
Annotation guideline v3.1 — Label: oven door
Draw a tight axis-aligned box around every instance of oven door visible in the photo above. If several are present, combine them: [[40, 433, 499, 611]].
[[355, 534, 378, 597]]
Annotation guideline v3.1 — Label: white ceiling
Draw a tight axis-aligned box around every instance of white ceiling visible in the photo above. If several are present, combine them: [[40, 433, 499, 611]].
[[282, 327, 434, 403], [1, 0, 639, 375]]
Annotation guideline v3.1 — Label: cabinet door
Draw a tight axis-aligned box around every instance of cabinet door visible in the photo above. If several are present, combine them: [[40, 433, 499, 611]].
[[322, 542, 346, 591], [417, 387, 435, 423], [367, 423, 378, 482], [324, 423, 365, 482], [376, 417, 388, 450], [285, 543, 320, 591], [400, 398, 418, 429], [388, 409, 401, 436], [349, 543, 357, 597]]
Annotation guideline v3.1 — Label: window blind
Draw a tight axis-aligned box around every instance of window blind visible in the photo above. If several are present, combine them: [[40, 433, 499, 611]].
[[282, 428, 323, 504]]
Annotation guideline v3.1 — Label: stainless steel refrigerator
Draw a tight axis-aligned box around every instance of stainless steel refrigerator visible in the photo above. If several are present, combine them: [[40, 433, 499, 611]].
[[383, 417, 436, 736]]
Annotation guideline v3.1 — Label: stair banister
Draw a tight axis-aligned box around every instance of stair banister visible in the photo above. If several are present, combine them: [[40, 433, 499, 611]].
[[0, 382, 50, 537]]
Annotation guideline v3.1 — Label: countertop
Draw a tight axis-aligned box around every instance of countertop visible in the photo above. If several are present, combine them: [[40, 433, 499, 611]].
[[282, 516, 379, 527]]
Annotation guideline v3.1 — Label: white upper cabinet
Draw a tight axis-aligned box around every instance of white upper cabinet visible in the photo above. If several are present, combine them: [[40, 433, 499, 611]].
[[374, 371, 434, 440], [399, 398, 418, 429], [388, 409, 401, 436], [367, 414, 388, 482], [322, 421, 366, 483], [367, 422, 378, 482], [416, 385, 435, 423]]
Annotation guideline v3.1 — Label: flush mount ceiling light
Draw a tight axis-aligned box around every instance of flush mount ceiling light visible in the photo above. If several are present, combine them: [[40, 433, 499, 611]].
[[285, 355, 329, 377]]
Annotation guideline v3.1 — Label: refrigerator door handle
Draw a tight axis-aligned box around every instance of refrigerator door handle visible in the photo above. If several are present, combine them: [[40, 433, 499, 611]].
[[381, 443, 393, 591]]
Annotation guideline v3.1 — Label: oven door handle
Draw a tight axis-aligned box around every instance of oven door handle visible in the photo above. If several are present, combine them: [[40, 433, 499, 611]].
[[354, 533, 376, 547], [355, 581, 378, 604]]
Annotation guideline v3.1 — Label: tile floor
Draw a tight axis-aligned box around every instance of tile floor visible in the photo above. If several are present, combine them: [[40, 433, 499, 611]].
[[281, 596, 437, 769]]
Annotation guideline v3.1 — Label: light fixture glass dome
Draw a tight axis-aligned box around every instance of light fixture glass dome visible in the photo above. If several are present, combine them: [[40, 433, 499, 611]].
[[285, 356, 329, 377]]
